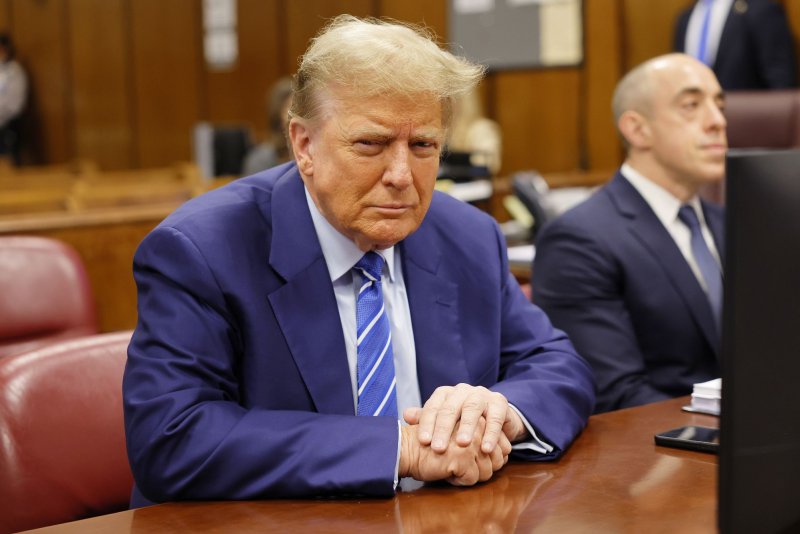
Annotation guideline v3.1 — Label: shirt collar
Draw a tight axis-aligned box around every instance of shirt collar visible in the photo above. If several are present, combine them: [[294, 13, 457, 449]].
[[304, 186, 396, 283], [620, 163, 704, 226]]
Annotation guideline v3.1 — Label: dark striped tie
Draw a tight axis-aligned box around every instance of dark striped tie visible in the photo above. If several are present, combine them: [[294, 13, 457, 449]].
[[678, 205, 723, 334], [354, 252, 398, 417]]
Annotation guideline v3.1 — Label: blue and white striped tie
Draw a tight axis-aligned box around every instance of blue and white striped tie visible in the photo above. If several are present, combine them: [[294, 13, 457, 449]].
[[354, 252, 398, 418]]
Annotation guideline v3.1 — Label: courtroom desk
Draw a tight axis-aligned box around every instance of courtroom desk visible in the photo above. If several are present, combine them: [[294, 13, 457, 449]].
[[24, 397, 719, 534], [0, 204, 178, 332]]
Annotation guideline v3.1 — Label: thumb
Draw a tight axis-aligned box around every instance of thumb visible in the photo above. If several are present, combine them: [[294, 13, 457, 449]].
[[404, 406, 422, 425]]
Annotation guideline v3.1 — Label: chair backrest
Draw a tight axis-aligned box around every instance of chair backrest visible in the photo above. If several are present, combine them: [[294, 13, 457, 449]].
[[0, 236, 98, 358], [724, 89, 800, 149], [699, 89, 800, 205], [0, 331, 134, 533], [512, 172, 553, 242]]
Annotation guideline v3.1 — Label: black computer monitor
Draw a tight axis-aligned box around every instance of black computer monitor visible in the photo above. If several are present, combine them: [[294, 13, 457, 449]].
[[719, 149, 800, 533]]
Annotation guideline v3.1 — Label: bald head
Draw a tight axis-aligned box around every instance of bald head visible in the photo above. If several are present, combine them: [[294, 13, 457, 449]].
[[613, 53, 711, 126], [611, 52, 727, 200]]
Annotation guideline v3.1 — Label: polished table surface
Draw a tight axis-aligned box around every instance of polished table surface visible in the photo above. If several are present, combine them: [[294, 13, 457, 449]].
[[27, 397, 719, 533]]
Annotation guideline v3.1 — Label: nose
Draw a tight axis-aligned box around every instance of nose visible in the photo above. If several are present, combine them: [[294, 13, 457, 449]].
[[382, 143, 413, 189], [707, 101, 727, 131]]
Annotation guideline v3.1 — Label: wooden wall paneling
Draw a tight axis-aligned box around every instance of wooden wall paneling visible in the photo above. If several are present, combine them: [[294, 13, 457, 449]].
[[130, 0, 203, 168], [67, 0, 134, 170], [0, 0, 10, 31], [494, 69, 581, 175], [11, 0, 72, 165], [582, 0, 624, 172], [283, 0, 375, 73], [378, 0, 447, 41], [620, 0, 691, 71], [204, 0, 284, 142]]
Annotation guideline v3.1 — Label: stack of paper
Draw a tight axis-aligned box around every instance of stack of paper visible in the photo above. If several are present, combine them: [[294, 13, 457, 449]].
[[684, 378, 721, 415]]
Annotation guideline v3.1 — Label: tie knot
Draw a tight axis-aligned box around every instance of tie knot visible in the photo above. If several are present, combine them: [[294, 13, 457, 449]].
[[355, 251, 384, 281], [678, 205, 701, 231]]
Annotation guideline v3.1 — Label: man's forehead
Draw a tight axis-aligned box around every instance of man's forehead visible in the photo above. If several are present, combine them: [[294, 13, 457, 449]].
[[651, 60, 720, 100], [317, 88, 444, 132]]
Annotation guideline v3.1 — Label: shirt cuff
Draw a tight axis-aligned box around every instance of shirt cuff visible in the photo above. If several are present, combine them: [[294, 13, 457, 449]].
[[508, 403, 554, 455], [394, 419, 401, 489]]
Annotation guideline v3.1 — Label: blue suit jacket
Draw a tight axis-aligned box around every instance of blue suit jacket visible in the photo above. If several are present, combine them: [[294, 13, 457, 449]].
[[674, 0, 797, 90], [123, 163, 595, 505], [532, 172, 723, 413]]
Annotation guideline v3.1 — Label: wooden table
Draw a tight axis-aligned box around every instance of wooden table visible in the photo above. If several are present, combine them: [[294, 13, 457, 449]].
[[26, 397, 719, 533]]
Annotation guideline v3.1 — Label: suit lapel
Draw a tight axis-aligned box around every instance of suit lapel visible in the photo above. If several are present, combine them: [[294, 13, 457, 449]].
[[714, 2, 741, 68], [607, 174, 720, 355], [401, 216, 470, 401], [265, 167, 353, 415]]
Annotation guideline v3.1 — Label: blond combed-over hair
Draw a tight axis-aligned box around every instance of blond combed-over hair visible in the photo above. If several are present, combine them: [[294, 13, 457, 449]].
[[290, 15, 485, 130]]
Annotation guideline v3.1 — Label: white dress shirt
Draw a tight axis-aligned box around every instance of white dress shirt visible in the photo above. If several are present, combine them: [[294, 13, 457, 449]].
[[621, 164, 722, 292], [684, 0, 734, 66]]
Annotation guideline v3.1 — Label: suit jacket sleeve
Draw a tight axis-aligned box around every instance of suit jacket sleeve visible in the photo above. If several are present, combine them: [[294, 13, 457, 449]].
[[532, 217, 673, 412], [484, 222, 596, 457], [123, 225, 398, 503]]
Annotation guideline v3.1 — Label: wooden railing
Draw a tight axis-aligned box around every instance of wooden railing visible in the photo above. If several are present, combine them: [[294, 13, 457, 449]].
[[0, 162, 225, 332]]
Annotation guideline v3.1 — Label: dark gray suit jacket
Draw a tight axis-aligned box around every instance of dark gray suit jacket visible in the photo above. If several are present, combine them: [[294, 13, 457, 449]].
[[532, 172, 723, 413]]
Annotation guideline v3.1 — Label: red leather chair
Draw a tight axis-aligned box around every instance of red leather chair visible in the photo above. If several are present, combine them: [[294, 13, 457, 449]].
[[725, 89, 800, 150], [0, 331, 134, 533], [701, 89, 800, 205], [0, 236, 98, 358]]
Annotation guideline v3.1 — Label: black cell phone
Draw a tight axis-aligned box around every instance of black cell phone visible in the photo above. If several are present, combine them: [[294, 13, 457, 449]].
[[654, 425, 720, 454]]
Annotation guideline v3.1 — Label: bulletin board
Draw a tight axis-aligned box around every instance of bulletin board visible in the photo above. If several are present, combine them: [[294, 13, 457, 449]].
[[448, 0, 584, 70]]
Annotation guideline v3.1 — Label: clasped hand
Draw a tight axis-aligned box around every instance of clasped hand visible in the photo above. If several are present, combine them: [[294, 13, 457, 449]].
[[399, 384, 528, 486]]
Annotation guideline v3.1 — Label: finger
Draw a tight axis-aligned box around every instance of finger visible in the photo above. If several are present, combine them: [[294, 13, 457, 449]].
[[489, 440, 506, 473], [417, 386, 452, 446], [480, 392, 509, 453], [403, 406, 421, 425], [454, 386, 490, 447], [477, 451, 495, 482], [497, 432, 512, 457], [431, 384, 473, 451]]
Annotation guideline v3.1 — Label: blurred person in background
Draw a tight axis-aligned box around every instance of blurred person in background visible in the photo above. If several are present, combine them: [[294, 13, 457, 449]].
[[0, 32, 27, 164], [242, 76, 293, 175], [446, 86, 502, 176], [674, 0, 797, 89]]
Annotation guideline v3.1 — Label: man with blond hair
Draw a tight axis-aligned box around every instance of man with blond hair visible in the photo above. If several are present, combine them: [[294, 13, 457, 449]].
[[124, 15, 594, 505], [533, 53, 726, 413]]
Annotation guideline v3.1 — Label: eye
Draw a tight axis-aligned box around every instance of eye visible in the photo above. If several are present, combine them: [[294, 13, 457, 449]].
[[354, 139, 383, 155], [681, 99, 700, 111], [411, 140, 439, 156]]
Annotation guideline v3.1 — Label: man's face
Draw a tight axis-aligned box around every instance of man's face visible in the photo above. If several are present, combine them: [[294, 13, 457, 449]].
[[290, 87, 444, 251], [645, 58, 727, 189]]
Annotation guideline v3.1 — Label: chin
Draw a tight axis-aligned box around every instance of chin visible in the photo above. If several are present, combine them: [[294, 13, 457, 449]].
[[366, 223, 418, 249]]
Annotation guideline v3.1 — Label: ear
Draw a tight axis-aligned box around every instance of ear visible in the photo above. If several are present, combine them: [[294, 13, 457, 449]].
[[618, 110, 652, 150], [289, 118, 314, 177]]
